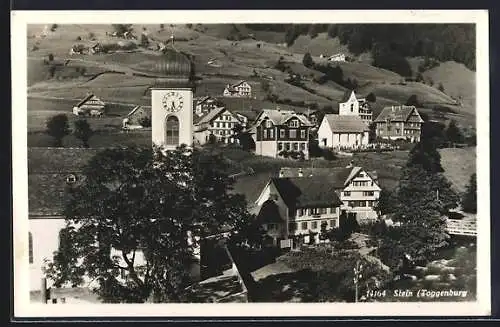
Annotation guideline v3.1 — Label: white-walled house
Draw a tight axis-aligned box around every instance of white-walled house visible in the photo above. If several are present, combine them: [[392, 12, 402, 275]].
[[255, 175, 343, 246], [193, 107, 246, 145], [223, 80, 252, 98], [278, 166, 381, 222], [338, 90, 372, 124], [317, 114, 369, 149]]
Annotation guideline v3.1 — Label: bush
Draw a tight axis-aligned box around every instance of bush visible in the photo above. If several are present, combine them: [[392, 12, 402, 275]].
[[302, 52, 314, 68]]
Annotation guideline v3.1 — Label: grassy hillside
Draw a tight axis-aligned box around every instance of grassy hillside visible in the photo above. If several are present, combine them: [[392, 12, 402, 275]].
[[423, 61, 476, 108], [439, 147, 476, 193], [27, 23, 476, 135]]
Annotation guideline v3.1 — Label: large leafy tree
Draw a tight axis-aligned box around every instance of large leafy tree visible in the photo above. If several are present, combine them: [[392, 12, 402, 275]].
[[73, 119, 93, 148], [379, 133, 459, 269], [44, 146, 255, 303], [46, 114, 70, 147]]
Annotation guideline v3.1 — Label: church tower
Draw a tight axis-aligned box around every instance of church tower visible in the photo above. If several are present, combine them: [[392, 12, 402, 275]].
[[148, 49, 194, 151]]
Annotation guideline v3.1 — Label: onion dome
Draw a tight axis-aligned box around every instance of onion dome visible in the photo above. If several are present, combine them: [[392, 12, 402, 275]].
[[135, 49, 194, 88]]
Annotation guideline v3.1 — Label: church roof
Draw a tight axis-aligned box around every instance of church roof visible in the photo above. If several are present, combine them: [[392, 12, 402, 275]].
[[323, 114, 369, 133]]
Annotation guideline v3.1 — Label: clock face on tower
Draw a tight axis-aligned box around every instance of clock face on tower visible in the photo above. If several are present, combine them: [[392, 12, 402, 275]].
[[162, 91, 184, 113]]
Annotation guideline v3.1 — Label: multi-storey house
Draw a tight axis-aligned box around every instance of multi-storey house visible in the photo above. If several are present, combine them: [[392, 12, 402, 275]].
[[223, 80, 252, 98], [249, 109, 313, 159], [374, 105, 424, 142], [255, 175, 343, 246], [194, 96, 222, 117], [193, 107, 246, 145], [338, 90, 372, 124], [278, 166, 381, 222], [317, 114, 370, 149]]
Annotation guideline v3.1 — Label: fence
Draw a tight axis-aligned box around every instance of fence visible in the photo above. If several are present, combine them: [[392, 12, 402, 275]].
[[446, 218, 477, 236]]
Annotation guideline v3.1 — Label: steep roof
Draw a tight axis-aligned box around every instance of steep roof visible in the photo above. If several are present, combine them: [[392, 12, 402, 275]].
[[340, 90, 355, 103], [271, 176, 342, 208], [126, 105, 151, 118], [28, 148, 100, 216], [256, 109, 313, 127], [256, 199, 284, 224], [28, 148, 100, 174], [279, 167, 355, 188], [374, 105, 422, 123], [195, 107, 227, 125], [232, 80, 249, 88], [75, 93, 98, 108], [323, 114, 369, 133]]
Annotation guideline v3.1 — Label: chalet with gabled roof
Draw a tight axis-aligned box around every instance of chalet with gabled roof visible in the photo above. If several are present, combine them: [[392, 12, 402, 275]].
[[253, 165, 381, 245], [72, 93, 106, 116], [277, 166, 381, 222], [374, 105, 424, 142], [223, 80, 252, 98], [249, 108, 313, 159], [254, 175, 343, 246], [193, 107, 246, 145]]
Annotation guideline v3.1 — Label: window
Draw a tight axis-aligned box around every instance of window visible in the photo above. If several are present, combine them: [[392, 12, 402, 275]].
[[280, 129, 285, 138], [297, 208, 304, 216], [301, 222, 308, 230], [330, 207, 336, 214], [28, 232, 33, 264], [330, 219, 337, 228], [263, 130, 268, 138], [278, 142, 283, 151], [165, 116, 179, 145], [300, 130, 306, 138], [285, 143, 290, 151], [311, 221, 318, 229], [293, 143, 298, 150], [300, 143, 306, 150], [289, 129, 297, 138], [66, 174, 77, 184], [288, 222, 297, 232], [363, 191, 374, 196], [289, 119, 299, 128], [269, 129, 274, 138], [396, 129, 400, 134], [318, 208, 326, 214], [311, 208, 320, 215], [350, 104, 354, 112], [344, 191, 351, 196], [266, 120, 273, 128], [216, 122, 220, 128]]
